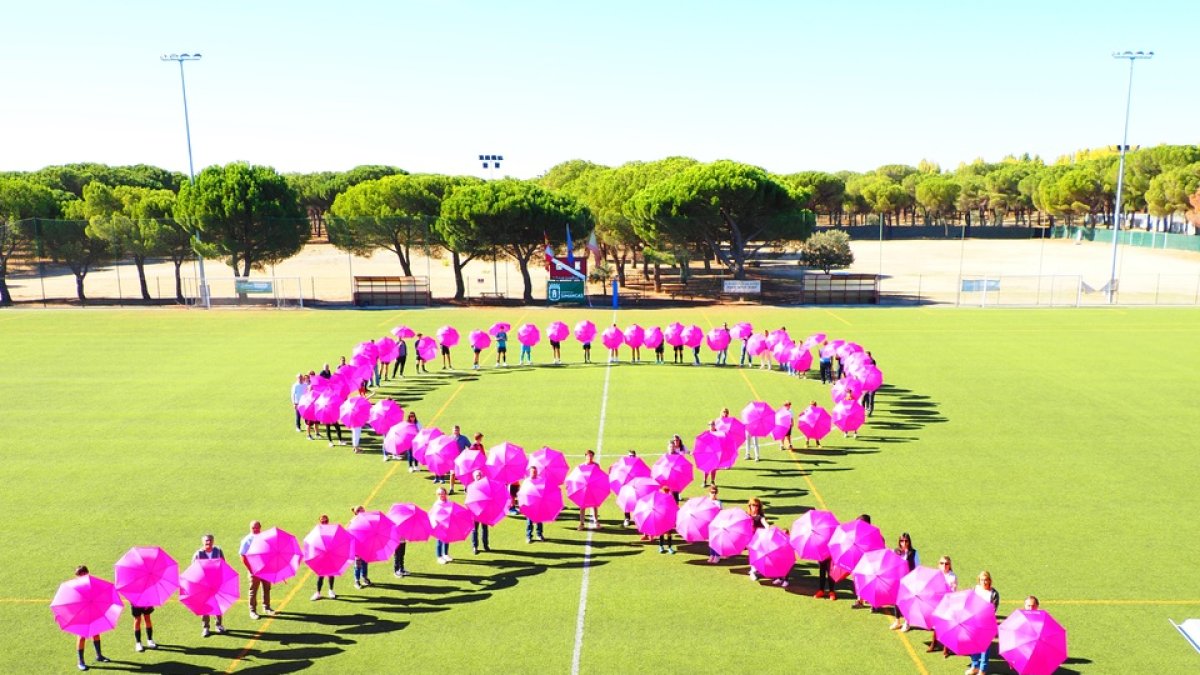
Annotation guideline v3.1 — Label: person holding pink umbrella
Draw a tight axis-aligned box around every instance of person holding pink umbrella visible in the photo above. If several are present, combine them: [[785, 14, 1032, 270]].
[[494, 328, 509, 367], [404, 411, 422, 472], [309, 514, 341, 599], [704, 485, 724, 563], [469, 470, 494, 555], [432, 487, 454, 562], [393, 337, 407, 378], [65, 566, 113, 671], [926, 555, 959, 654], [239, 521, 274, 620], [745, 497, 771, 581], [192, 534, 226, 636], [966, 570, 1001, 675], [350, 506, 373, 588], [575, 449, 602, 530], [889, 533, 921, 630], [523, 465, 547, 542]]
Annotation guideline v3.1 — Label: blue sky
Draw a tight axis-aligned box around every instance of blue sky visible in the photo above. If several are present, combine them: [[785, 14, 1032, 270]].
[[1, 0, 1195, 179]]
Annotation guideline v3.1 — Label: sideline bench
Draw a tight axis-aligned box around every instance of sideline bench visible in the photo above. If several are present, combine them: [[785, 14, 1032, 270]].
[[353, 276, 431, 306]]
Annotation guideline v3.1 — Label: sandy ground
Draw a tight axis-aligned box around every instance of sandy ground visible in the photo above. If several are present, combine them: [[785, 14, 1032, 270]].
[[5, 236, 1199, 306]]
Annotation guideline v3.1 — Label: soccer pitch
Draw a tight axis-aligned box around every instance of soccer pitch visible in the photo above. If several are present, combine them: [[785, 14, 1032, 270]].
[[2, 306, 1198, 674]]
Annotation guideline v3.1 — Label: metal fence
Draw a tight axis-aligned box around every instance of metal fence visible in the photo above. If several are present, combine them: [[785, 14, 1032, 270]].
[[878, 273, 1200, 307]]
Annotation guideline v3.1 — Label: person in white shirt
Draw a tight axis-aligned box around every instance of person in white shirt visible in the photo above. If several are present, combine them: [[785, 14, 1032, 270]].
[[290, 374, 306, 432], [239, 521, 274, 620]]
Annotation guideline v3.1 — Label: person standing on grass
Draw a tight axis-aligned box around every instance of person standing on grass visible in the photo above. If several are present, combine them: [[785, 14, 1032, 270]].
[[405, 411, 422, 472], [550, 336, 562, 365], [443, 425, 470, 493], [69, 566, 111, 671], [716, 323, 730, 365], [702, 420, 721, 488], [656, 485, 677, 554], [434, 487, 454, 563], [523, 465, 546, 543], [393, 338, 407, 378], [966, 571, 1000, 675], [470, 470, 492, 555], [654, 339, 664, 364], [311, 515, 338, 600], [926, 555, 958, 655], [705, 486, 724, 563], [577, 449, 601, 530], [819, 343, 833, 384], [131, 599, 157, 653], [441, 338, 453, 370], [392, 508, 410, 578], [758, 330, 773, 370], [519, 338, 533, 365], [889, 533, 920, 630], [495, 329, 509, 367], [239, 521, 274, 621], [291, 373, 306, 432], [351, 506, 373, 588], [862, 351, 877, 415], [414, 333, 429, 374], [780, 401, 795, 451], [739, 332, 750, 367], [672, 340, 683, 364], [193, 535, 226, 637], [582, 339, 592, 364]]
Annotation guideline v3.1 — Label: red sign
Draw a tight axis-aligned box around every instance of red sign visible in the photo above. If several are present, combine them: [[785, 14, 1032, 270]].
[[548, 256, 587, 280]]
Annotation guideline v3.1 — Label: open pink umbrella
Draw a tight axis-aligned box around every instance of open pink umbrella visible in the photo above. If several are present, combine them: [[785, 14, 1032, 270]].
[[999, 609, 1068, 675], [565, 463, 610, 509], [830, 378, 855, 404], [828, 519, 885, 581], [416, 336, 437, 361], [387, 503, 433, 543], [454, 448, 487, 485], [708, 508, 755, 557], [771, 340, 793, 364], [488, 321, 511, 336], [693, 430, 728, 473], [297, 389, 319, 422], [375, 336, 399, 363], [178, 558, 239, 617], [932, 589, 999, 655], [546, 321, 570, 342], [632, 491, 678, 537], [730, 322, 754, 340], [428, 499, 474, 543], [705, 327, 731, 352], [348, 510, 400, 563], [424, 435, 461, 475], [244, 527, 302, 584], [114, 546, 179, 608], [788, 346, 813, 372], [518, 477, 564, 523], [767, 328, 790, 348], [517, 323, 541, 346], [616, 476, 660, 515], [465, 476, 510, 526], [741, 401, 776, 437], [852, 548, 909, 608], [436, 325, 460, 347], [797, 404, 833, 443], [368, 399, 403, 435], [314, 391, 345, 425], [529, 446, 570, 486], [664, 322, 685, 346], [352, 340, 379, 363], [623, 324, 645, 348], [392, 325, 416, 339], [411, 426, 444, 464], [681, 325, 703, 348], [51, 574, 123, 637], [747, 334, 768, 356], [607, 455, 652, 494], [383, 421, 419, 458], [789, 510, 839, 561], [832, 398, 866, 435], [469, 329, 491, 350], [714, 417, 745, 468], [486, 442, 528, 484], [897, 566, 951, 630], [650, 452, 694, 492], [573, 320, 596, 343], [302, 523, 355, 577], [600, 325, 623, 350], [643, 326, 664, 349], [771, 407, 794, 441], [748, 526, 796, 579], [339, 396, 372, 429], [675, 496, 721, 542]]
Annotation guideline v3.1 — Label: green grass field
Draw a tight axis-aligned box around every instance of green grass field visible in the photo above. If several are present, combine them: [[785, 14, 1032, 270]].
[[2, 306, 1198, 674]]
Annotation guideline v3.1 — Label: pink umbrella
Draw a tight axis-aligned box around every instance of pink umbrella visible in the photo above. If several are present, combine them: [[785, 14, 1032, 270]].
[[416, 336, 437, 361], [707, 508, 754, 558], [436, 325, 460, 347], [623, 324, 645, 348], [428, 499, 474, 543], [664, 322, 685, 347], [767, 328, 790, 348], [643, 326, 664, 349], [486, 442, 529, 484], [693, 430, 728, 473], [650, 452, 694, 493], [392, 325, 416, 339], [348, 510, 400, 563], [616, 476, 660, 514], [897, 566, 952, 630], [375, 336, 399, 363], [831, 379, 856, 404], [465, 477, 510, 526], [114, 546, 179, 608], [517, 323, 541, 346], [632, 490, 679, 537], [339, 396, 372, 429], [932, 590, 999, 655], [314, 391, 345, 425], [804, 332, 826, 347], [714, 417, 746, 467], [789, 510, 840, 561], [517, 477, 564, 523], [454, 448, 487, 485], [741, 401, 776, 437], [368, 399, 404, 435], [828, 519, 885, 581], [600, 325, 623, 350], [51, 574, 124, 638], [424, 435, 461, 476], [469, 329, 491, 350], [852, 548, 909, 608], [747, 334, 768, 356], [352, 340, 379, 363], [859, 365, 884, 392], [529, 446, 569, 486], [383, 421, 419, 458], [411, 426, 444, 464], [748, 526, 796, 579], [244, 527, 302, 584], [302, 523, 355, 577], [573, 320, 597, 343], [607, 455, 652, 494], [675, 496, 721, 542], [832, 398, 866, 435], [178, 558, 239, 617], [297, 389, 319, 422], [546, 321, 570, 342], [565, 463, 610, 509], [999, 609, 1068, 675], [771, 407, 794, 441], [771, 341, 793, 363], [789, 346, 813, 372], [681, 325, 703, 348], [488, 321, 511, 336], [797, 405, 832, 443], [730, 322, 754, 340], [705, 327, 731, 352], [387, 503, 432, 543]]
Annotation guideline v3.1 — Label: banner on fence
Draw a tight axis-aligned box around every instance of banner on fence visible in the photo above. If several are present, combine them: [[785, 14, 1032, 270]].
[[723, 280, 761, 294], [547, 280, 586, 304], [961, 279, 1000, 292], [235, 279, 274, 294]]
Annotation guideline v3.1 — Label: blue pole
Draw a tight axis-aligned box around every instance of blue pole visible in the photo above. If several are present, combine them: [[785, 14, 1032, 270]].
[[611, 279, 619, 309]]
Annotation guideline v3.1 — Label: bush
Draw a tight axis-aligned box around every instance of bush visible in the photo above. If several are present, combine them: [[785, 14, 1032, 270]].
[[800, 230, 854, 273]]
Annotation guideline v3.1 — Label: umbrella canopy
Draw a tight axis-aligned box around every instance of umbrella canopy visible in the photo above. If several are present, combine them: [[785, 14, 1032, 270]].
[[178, 558, 240, 617], [486, 442, 529, 484], [428, 499, 474, 543], [565, 463, 611, 509], [741, 401, 776, 437], [469, 329, 491, 350], [797, 405, 833, 442], [675, 496, 722, 542], [339, 396, 372, 429], [488, 321, 511, 336], [858, 365, 884, 392], [302, 523, 355, 577], [748, 526, 796, 579], [897, 566, 952, 630], [828, 519, 885, 581], [416, 336, 437, 361], [771, 340, 793, 363], [114, 546, 179, 608], [387, 503, 433, 543], [832, 399, 866, 434], [529, 446, 569, 486], [852, 548, 909, 608], [465, 476, 510, 526], [368, 399, 404, 435], [391, 325, 416, 339], [375, 336, 400, 363], [411, 426, 445, 464], [600, 325, 623, 349], [623, 324, 645, 348], [659, 321, 682, 347], [436, 325, 460, 347], [803, 332, 826, 347], [51, 574, 123, 638], [573, 320, 596, 343], [546, 321, 570, 342], [788, 346, 813, 372], [518, 477, 564, 523], [747, 334, 768, 356], [607, 455, 652, 494], [297, 389, 319, 422], [244, 527, 302, 584], [730, 322, 754, 340], [517, 323, 541, 346], [932, 590, 999, 656], [383, 422, 420, 457], [352, 340, 379, 363], [707, 508, 755, 558], [632, 491, 679, 537], [681, 325, 703, 348], [347, 510, 400, 563], [616, 476, 660, 514], [771, 407, 794, 441], [643, 326, 664, 349], [999, 609, 1068, 675], [424, 435, 461, 476], [767, 328, 790, 348], [453, 448, 487, 485], [705, 327, 731, 351], [789, 510, 840, 561], [650, 452, 694, 493], [693, 430, 728, 473], [314, 391, 345, 425]]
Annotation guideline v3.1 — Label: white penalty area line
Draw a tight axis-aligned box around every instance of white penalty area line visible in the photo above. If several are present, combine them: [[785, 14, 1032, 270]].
[[571, 310, 616, 675]]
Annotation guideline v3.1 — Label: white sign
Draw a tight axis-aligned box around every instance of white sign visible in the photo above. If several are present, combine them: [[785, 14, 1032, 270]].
[[723, 280, 761, 294]]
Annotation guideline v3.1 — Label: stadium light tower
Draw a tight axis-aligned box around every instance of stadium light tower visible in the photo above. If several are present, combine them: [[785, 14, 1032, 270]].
[[161, 52, 210, 308], [1107, 50, 1153, 304]]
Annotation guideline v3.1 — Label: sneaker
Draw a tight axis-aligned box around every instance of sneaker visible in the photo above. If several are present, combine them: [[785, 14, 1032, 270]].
[[77, 664, 88, 672], [263, 607, 275, 616], [311, 592, 321, 601], [249, 611, 260, 620], [815, 590, 826, 598], [537, 535, 545, 542], [889, 619, 902, 630], [328, 590, 336, 599], [622, 519, 630, 528], [135, 642, 145, 653], [354, 581, 362, 589], [749, 571, 759, 581], [437, 557, 447, 565], [900, 624, 911, 633], [472, 547, 479, 555], [328, 442, 335, 448], [145, 640, 157, 649], [408, 467, 416, 473], [526, 537, 532, 544], [668, 548, 676, 555], [202, 628, 210, 638], [362, 579, 372, 587], [828, 591, 837, 601], [772, 578, 783, 586], [215, 625, 226, 634], [780, 580, 789, 588], [443, 555, 452, 562], [95, 655, 110, 663], [658, 546, 666, 554], [400, 570, 411, 577], [394, 570, 403, 578]]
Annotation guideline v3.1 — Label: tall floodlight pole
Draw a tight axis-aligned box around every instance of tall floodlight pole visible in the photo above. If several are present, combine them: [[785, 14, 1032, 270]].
[[161, 52, 210, 308], [1107, 50, 1153, 304]]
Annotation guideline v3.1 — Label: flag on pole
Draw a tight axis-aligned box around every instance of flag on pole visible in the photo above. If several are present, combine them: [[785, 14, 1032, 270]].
[[587, 231, 602, 267], [565, 225, 575, 266], [543, 231, 554, 270]]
